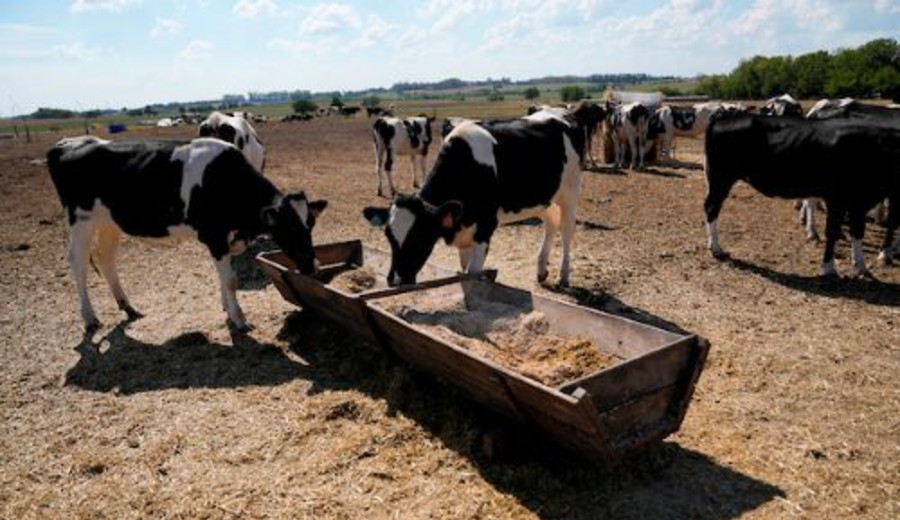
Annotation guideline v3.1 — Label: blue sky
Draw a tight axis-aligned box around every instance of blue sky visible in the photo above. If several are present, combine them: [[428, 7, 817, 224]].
[[1, 0, 898, 114]]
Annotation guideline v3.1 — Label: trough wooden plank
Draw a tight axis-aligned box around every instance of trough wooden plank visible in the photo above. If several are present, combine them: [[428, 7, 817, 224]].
[[559, 336, 699, 412]]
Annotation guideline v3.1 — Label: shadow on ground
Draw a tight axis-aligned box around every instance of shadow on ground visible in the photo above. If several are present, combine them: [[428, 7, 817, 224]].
[[276, 310, 783, 520], [726, 257, 900, 307], [64, 303, 782, 520], [65, 322, 310, 393]]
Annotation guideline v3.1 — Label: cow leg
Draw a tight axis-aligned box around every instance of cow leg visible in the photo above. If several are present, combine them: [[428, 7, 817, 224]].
[[465, 242, 490, 274], [558, 201, 577, 287], [627, 131, 638, 170], [213, 256, 249, 332], [375, 145, 385, 197], [69, 219, 100, 332], [821, 203, 846, 277], [537, 214, 560, 283], [703, 177, 735, 259], [458, 246, 473, 271], [410, 156, 420, 189], [801, 199, 820, 241], [877, 198, 898, 265], [847, 209, 869, 277], [94, 223, 142, 321]]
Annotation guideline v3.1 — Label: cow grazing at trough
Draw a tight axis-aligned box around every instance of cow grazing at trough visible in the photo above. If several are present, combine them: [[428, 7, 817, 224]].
[[364, 116, 585, 287], [198, 111, 266, 173], [372, 115, 435, 197], [46, 136, 327, 333], [604, 102, 649, 170], [703, 113, 900, 277], [760, 94, 803, 117]]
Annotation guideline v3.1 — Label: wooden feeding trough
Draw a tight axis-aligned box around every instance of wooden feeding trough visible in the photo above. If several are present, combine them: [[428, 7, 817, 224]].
[[256, 239, 487, 345], [258, 241, 709, 462]]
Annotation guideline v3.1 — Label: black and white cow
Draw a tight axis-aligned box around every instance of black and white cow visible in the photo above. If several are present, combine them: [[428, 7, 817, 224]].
[[796, 99, 900, 244], [198, 111, 266, 173], [47, 136, 327, 332], [704, 113, 900, 276], [364, 116, 585, 287], [760, 94, 803, 117], [372, 115, 435, 197], [605, 102, 649, 170]]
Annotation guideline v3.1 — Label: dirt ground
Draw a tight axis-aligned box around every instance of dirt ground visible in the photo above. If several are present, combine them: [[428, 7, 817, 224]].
[[1, 115, 897, 520]]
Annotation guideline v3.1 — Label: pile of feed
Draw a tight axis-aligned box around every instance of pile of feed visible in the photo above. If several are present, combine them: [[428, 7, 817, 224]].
[[381, 290, 617, 386], [328, 265, 380, 293]]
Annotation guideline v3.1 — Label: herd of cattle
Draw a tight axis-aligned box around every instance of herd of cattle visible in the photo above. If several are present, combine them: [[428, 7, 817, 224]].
[[45, 96, 899, 331]]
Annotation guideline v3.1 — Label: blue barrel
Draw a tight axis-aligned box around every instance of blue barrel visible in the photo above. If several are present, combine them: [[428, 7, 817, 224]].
[[108, 123, 127, 134]]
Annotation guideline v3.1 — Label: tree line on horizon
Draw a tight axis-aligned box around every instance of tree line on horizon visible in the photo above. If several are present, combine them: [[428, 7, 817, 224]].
[[695, 38, 900, 101]]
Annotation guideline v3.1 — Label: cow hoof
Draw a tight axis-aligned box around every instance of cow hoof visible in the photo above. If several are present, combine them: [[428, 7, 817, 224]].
[[123, 306, 144, 321], [227, 319, 254, 334], [878, 251, 894, 266], [807, 232, 820, 243], [84, 319, 102, 335], [711, 249, 730, 261], [537, 270, 549, 283], [557, 278, 570, 288]]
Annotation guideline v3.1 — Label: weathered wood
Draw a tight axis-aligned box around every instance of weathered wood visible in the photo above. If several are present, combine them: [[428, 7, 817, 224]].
[[259, 245, 710, 462]]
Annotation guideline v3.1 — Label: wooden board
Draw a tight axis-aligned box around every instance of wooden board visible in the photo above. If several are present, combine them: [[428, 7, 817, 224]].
[[365, 278, 709, 461], [260, 244, 710, 462]]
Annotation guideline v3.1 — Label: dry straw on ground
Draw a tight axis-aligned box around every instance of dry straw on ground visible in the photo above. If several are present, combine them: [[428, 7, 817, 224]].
[[1, 110, 897, 519]]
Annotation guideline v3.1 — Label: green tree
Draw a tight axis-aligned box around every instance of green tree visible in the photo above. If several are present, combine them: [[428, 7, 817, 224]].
[[292, 99, 318, 113], [559, 85, 586, 102], [330, 93, 344, 108], [523, 86, 540, 100], [361, 95, 381, 108]]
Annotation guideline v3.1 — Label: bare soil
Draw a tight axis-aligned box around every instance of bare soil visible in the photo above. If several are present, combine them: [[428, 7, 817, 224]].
[[1, 115, 897, 520]]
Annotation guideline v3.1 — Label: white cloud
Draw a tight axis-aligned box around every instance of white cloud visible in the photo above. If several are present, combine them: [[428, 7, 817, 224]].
[[267, 37, 322, 54], [347, 16, 397, 49], [150, 18, 182, 38], [299, 3, 361, 35], [232, 0, 279, 18], [53, 40, 105, 61], [874, 0, 900, 13], [70, 0, 142, 12], [178, 40, 214, 60]]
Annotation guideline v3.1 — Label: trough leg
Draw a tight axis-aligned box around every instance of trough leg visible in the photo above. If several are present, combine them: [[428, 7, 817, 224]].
[[69, 219, 100, 332], [94, 223, 142, 320]]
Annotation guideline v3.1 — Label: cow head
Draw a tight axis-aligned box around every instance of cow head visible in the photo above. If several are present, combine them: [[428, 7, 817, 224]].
[[364, 195, 463, 286], [261, 193, 327, 275]]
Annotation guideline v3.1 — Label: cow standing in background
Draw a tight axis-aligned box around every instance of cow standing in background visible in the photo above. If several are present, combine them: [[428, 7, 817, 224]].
[[199, 111, 266, 173], [47, 136, 327, 332], [760, 94, 803, 117], [372, 115, 435, 197], [605, 102, 649, 170], [364, 116, 585, 287], [704, 113, 900, 277]]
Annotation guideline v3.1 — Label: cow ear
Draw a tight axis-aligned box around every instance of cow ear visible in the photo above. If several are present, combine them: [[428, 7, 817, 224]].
[[261, 205, 279, 228], [198, 123, 212, 137], [363, 206, 390, 227], [309, 199, 327, 218], [436, 201, 463, 230]]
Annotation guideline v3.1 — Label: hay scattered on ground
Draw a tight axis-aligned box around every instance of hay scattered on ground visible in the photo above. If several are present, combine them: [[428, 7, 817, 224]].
[[328, 265, 379, 293]]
